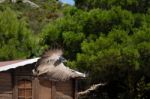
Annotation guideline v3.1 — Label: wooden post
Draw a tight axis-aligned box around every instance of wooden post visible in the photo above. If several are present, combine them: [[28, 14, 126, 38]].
[[12, 70, 17, 99], [74, 79, 78, 99], [33, 77, 38, 99], [52, 81, 56, 99]]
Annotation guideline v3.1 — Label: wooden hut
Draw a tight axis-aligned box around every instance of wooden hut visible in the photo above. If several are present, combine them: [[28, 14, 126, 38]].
[[0, 50, 85, 99]]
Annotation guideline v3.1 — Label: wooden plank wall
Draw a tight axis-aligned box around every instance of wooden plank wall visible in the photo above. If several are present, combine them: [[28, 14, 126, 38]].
[[0, 72, 12, 99], [38, 79, 52, 99], [55, 80, 74, 99], [15, 64, 34, 76], [0, 64, 77, 99], [14, 64, 33, 99]]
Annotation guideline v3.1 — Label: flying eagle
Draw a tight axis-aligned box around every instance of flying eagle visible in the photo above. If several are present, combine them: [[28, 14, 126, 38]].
[[33, 49, 85, 81]]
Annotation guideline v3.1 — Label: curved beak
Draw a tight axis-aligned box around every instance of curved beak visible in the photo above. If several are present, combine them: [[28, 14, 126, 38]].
[[59, 56, 67, 63]]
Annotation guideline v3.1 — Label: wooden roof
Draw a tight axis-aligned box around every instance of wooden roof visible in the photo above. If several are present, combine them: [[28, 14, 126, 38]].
[[0, 60, 24, 67], [0, 58, 39, 72]]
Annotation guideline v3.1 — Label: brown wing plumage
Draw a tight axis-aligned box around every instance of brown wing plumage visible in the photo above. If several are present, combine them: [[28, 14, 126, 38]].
[[36, 49, 63, 65], [32, 49, 85, 81], [33, 49, 63, 75], [41, 49, 63, 58]]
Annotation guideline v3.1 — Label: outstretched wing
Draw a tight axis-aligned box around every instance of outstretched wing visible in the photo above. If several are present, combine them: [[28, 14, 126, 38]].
[[33, 49, 63, 75], [36, 49, 63, 66], [32, 49, 85, 81]]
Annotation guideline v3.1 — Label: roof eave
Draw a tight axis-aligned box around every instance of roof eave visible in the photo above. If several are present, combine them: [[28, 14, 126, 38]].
[[0, 57, 39, 72]]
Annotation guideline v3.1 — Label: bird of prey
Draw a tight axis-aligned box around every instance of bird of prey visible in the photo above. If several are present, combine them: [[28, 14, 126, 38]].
[[33, 49, 85, 81]]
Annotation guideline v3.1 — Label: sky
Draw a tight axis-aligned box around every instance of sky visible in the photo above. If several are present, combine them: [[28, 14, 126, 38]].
[[59, 0, 75, 5]]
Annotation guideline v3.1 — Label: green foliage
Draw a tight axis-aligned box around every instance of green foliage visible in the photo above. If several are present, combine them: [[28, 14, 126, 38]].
[[0, 8, 40, 60], [39, 3, 150, 98], [75, 0, 150, 13], [0, 0, 65, 34]]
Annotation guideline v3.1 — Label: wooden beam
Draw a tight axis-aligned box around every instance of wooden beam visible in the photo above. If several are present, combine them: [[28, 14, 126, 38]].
[[12, 70, 17, 99], [52, 81, 56, 99], [74, 79, 78, 99], [33, 77, 38, 99]]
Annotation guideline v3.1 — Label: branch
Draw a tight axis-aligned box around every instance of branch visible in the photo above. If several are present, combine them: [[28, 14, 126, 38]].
[[77, 83, 106, 97]]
